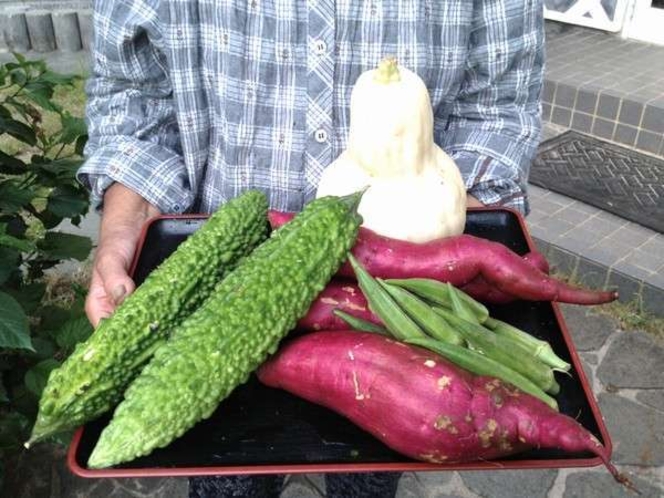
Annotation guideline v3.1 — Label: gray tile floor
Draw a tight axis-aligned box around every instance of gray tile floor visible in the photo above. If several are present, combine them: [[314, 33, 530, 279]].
[[544, 22, 664, 101], [528, 184, 664, 285], [543, 21, 664, 155], [527, 122, 664, 316]]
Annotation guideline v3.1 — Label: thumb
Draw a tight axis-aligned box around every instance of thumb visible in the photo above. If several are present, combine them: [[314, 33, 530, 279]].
[[99, 256, 136, 307]]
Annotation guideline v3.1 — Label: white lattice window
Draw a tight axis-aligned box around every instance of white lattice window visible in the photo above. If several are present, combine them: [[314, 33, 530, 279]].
[[543, 0, 631, 32]]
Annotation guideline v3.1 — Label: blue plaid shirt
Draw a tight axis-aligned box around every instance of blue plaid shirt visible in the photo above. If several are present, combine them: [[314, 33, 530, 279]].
[[79, 0, 544, 215]]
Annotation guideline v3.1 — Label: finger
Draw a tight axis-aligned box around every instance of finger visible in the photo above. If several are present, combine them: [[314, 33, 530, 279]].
[[96, 251, 136, 306], [85, 268, 115, 327]]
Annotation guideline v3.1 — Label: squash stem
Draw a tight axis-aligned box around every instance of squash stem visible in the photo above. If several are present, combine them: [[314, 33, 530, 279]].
[[373, 57, 400, 84]]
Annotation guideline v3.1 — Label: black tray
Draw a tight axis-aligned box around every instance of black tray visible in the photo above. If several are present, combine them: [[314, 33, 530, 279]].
[[68, 208, 612, 478]]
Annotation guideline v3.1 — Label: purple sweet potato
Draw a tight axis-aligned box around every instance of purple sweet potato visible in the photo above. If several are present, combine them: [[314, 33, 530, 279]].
[[257, 331, 632, 489], [297, 280, 380, 331], [268, 211, 616, 305], [458, 251, 548, 303], [523, 251, 550, 274]]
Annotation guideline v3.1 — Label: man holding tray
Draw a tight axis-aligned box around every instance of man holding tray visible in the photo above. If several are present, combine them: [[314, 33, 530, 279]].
[[78, 0, 545, 496]]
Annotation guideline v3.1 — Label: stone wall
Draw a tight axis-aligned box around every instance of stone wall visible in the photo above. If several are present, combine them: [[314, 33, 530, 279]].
[[0, 2, 92, 53]]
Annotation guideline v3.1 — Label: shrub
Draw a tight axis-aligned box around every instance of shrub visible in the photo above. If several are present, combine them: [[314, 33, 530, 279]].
[[0, 53, 93, 483]]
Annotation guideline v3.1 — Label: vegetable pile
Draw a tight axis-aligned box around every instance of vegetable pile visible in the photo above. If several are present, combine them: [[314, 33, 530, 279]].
[[345, 256, 565, 409], [262, 260, 634, 491], [23, 57, 633, 492]]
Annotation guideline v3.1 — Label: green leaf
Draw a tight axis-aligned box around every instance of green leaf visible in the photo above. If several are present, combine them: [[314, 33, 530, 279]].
[[0, 233, 34, 253], [23, 80, 55, 100], [0, 411, 30, 451], [40, 70, 78, 87], [0, 62, 8, 83], [0, 247, 20, 285], [0, 354, 17, 371], [0, 374, 8, 402], [23, 87, 59, 113], [33, 208, 63, 230], [24, 358, 60, 397], [54, 315, 92, 350], [7, 282, 46, 315], [74, 134, 88, 156], [46, 185, 89, 219], [0, 115, 36, 146], [35, 157, 84, 182], [10, 383, 38, 420], [26, 260, 57, 281], [0, 181, 35, 214], [0, 150, 26, 175], [0, 291, 33, 351], [0, 224, 36, 253], [12, 52, 27, 65], [37, 231, 92, 261], [37, 304, 71, 335], [9, 68, 27, 87], [4, 100, 32, 124], [58, 113, 87, 145], [30, 337, 57, 361]]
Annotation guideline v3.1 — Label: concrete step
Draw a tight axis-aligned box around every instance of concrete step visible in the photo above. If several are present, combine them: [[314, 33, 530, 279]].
[[543, 22, 664, 157]]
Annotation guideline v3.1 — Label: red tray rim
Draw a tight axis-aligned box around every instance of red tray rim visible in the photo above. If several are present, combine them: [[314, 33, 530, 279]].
[[67, 206, 613, 478]]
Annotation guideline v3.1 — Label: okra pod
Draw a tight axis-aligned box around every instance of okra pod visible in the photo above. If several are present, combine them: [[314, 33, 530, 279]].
[[348, 255, 427, 341], [484, 316, 571, 372], [434, 307, 561, 395], [379, 280, 464, 345], [405, 336, 558, 411], [333, 309, 390, 336], [447, 282, 480, 324], [386, 278, 489, 323]]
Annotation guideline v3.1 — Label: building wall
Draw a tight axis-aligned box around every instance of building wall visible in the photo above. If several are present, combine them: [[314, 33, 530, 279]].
[[0, 1, 92, 53]]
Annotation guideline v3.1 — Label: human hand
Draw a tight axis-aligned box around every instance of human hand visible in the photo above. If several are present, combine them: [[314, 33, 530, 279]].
[[85, 183, 160, 327]]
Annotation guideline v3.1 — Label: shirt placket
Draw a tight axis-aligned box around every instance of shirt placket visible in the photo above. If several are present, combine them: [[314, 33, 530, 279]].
[[305, 0, 335, 198]]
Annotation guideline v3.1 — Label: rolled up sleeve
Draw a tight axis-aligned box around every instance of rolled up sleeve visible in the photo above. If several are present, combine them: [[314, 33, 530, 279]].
[[77, 0, 193, 214], [439, 0, 545, 215]]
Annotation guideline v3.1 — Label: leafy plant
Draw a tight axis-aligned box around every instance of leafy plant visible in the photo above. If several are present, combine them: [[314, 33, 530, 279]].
[[0, 53, 93, 465]]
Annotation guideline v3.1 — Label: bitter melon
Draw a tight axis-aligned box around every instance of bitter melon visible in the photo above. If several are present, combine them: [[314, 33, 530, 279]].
[[86, 192, 363, 468], [27, 190, 269, 445]]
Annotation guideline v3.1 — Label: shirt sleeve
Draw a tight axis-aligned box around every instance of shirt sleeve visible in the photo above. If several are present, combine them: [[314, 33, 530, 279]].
[[77, 0, 193, 214], [438, 0, 545, 215]]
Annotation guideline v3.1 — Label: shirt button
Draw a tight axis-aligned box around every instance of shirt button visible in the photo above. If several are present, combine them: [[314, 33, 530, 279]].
[[313, 39, 327, 56], [314, 129, 328, 143]]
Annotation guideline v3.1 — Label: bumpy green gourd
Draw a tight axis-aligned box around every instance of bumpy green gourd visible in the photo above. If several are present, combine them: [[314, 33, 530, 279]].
[[86, 193, 363, 469], [27, 190, 270, 445]]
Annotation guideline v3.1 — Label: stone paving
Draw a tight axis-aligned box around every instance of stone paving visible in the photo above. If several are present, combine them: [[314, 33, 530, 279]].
[[5, 303, 663, 498]]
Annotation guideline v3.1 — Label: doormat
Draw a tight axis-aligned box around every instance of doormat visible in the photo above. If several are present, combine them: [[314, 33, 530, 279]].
[[530, 131, 664, 233]]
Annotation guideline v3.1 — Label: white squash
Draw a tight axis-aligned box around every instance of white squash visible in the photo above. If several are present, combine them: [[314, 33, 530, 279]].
[[316, 58, 467, 243]]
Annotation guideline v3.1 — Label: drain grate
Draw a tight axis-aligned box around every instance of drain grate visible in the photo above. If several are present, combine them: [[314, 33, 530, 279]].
[[530, 131, 664, 233]]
